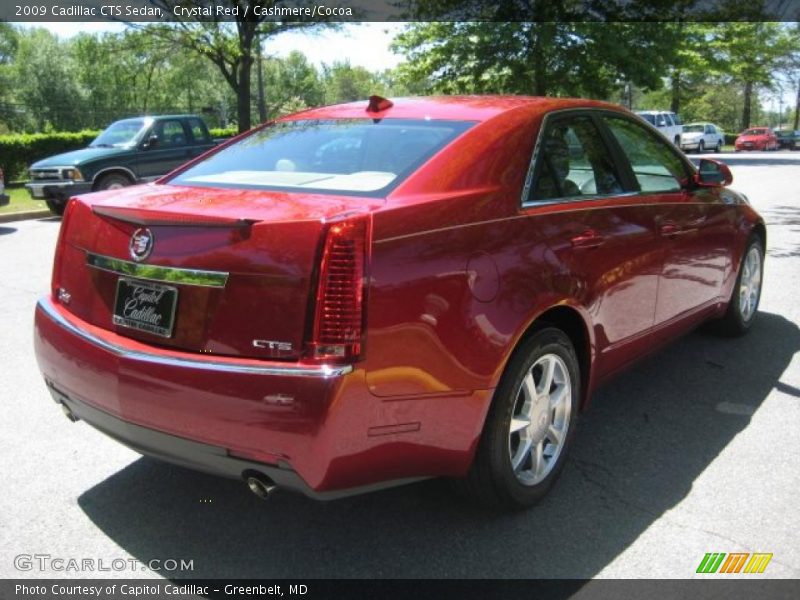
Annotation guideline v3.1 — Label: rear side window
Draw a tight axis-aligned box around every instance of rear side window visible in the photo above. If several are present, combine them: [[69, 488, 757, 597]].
[[529, 116, 623, 202], [604, 116, 688, 193], [169, 118, 474, 196], [188, 118, 211, 144]]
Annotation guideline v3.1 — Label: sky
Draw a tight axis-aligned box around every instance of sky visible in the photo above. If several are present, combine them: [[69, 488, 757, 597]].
[[18, 22, 407, 72]]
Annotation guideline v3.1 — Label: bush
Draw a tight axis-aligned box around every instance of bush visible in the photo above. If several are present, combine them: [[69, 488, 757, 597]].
[[209, 127, 238, 139], [0, 130, 100, 181], [725, 133, 739, 145]]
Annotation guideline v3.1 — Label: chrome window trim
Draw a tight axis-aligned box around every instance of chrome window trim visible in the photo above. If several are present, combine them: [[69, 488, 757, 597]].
[[86, 252, 229, 288], [37, 297, 352, 379], [520, 108, 696, 209]]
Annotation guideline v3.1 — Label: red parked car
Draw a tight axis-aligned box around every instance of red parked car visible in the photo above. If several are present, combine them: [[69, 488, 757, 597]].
[[34, 96, 765, 508], [734, 127, 779, 151]]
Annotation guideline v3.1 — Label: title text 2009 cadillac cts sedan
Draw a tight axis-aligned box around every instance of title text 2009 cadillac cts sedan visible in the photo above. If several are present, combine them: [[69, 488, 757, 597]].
[[34, 96, 765, 508]]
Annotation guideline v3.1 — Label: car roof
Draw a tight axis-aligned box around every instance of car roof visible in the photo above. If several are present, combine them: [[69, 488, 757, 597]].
[[278, 96, 625, 123]]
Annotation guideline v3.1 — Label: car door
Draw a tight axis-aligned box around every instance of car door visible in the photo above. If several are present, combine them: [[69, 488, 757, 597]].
[[523, 112, 663, 376], [600, 114, 732, 326], [134, 119, 194, 180]]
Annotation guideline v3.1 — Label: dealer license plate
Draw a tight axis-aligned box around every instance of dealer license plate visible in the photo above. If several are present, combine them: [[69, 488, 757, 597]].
[[113, 278, 178, 338]]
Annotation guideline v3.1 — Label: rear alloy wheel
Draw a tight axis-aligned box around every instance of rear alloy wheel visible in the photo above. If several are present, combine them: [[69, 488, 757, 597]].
[[715, 140, 722, 153], [698, 140, 705, 153], [457, 327, 579, 509], [715, 236, 764, 336], [95, 172, 132, 191]]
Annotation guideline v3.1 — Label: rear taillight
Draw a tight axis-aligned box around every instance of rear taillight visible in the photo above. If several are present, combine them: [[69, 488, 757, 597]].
[[51, 199, 76, 300], [307, 216, 370, 363]]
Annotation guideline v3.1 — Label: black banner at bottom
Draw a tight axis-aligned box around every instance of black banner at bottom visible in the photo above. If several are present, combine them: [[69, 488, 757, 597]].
[[3, 579, 799, 600]]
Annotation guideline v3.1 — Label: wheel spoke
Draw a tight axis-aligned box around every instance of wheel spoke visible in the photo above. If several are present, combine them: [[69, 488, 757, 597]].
[[512, 436, 532, 470], [521, 372, 537, 407], [531, 441, 545, 477], [549, 384, 567, 410], [547, 424, 563, 446], [509, 417, 530, 434], [538, 357, 555, 396]]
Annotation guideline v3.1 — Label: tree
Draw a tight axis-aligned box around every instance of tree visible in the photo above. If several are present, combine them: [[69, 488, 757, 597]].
[[262, 51, 323, 117], [391, 21, 678, 99], [710, 23, 800, 130], [148, 1, 337, 132], [321, 61, 385, 104], [12, 28, 85, 131]]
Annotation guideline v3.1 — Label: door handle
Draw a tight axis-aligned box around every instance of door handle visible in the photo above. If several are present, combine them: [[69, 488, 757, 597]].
[[571, 230, 606, 249], [660, 222, 680, 237]]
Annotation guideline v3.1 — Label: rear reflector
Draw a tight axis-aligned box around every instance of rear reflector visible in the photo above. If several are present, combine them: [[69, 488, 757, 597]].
[[307, 217, 369, 362]]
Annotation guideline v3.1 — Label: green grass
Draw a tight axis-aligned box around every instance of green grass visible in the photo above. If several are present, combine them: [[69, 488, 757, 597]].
[[0, 186, 48, 215]]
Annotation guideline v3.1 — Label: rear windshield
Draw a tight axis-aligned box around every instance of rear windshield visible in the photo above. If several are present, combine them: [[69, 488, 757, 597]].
[[684, 124, 704, 133], [169, 118, 475, 196], [743, 128, 768, 135]]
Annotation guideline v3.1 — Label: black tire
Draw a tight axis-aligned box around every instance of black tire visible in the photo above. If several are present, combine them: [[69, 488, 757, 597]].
[[456, 327, 580, 509], [698, 140, 705, 153], [714, 236, 764, 336], [45, 199, 65, 216], [94, 172, 132, 191], [715, 141, 722, 153]]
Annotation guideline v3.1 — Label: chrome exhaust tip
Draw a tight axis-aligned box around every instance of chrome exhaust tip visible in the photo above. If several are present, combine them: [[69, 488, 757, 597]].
[[61, 402, 79, 422], [246, 475, 276, 500]]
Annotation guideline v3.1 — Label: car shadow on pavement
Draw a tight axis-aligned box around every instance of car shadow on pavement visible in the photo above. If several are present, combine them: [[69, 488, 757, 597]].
[[77, 311, 799, 578], [0, 227, 17, 236]]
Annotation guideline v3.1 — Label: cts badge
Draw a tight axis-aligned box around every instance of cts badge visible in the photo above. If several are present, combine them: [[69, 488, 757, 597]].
[[129, 228, 154, 262]]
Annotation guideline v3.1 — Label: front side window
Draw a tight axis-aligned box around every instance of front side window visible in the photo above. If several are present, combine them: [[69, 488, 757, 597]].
[[604, 116, 688, 193], [169, 118, 474, 196], [530, 116, 623, 202]]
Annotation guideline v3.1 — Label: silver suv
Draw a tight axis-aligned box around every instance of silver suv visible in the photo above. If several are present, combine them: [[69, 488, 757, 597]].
[[635, 111, 683, 145]]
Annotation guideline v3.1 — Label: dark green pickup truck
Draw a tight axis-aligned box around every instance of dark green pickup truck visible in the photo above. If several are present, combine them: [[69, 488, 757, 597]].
[[26, 115, 219, 215]]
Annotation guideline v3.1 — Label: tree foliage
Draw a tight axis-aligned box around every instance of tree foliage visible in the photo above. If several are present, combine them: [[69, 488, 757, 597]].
[[391, 22, 679, 98]]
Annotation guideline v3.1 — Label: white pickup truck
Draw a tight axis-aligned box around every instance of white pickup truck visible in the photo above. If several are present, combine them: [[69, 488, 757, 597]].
[[635, 111, 683, 146]]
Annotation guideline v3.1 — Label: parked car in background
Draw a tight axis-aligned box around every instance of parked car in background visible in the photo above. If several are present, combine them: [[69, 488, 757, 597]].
[[35, 96, 765, 509], [26, 115, 218, 215], [774, 129, 799, 150], [735, 127, 779, 151], [0, 167, 8, 208], [680, 122, 725, 153], [635, 110, 683, 145]]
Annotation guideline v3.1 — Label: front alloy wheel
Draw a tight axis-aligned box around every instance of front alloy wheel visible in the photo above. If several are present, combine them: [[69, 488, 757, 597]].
[[714, 236, 764, 336]]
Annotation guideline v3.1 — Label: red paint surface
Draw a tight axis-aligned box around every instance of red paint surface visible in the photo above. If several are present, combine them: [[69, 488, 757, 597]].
[[35, 96, 764, 493]]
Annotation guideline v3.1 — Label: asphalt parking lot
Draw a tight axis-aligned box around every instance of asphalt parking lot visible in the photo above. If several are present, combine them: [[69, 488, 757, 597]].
[[0, 152, 798, 580]]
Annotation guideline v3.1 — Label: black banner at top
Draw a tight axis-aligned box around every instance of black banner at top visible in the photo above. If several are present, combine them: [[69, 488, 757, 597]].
[[2, 0, 800, 23]]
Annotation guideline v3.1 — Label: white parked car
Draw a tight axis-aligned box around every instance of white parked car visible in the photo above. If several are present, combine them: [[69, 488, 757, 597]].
[[681, 122, 725, 153], [635, 110, 683, 145]]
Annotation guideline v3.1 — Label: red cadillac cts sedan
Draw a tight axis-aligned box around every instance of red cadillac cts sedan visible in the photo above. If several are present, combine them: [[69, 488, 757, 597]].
[[34, 96, 765, 508]]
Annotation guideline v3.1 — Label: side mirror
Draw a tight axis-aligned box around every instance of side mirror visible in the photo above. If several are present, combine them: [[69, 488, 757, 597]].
[[695, 158, 732, 187], [143, 134, 158, 149]]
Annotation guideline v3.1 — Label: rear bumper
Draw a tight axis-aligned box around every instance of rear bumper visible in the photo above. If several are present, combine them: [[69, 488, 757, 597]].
[[34, 296, 483, 495], [26, 181, 92, 202]]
